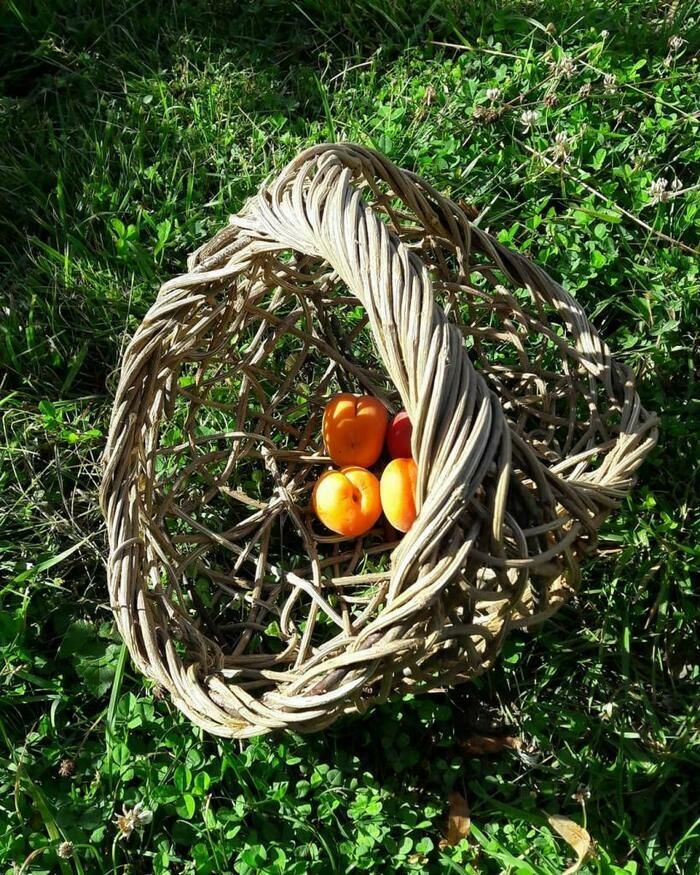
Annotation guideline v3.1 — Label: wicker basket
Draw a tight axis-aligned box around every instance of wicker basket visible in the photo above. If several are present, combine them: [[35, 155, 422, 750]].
[[100, 144, 657, 737]]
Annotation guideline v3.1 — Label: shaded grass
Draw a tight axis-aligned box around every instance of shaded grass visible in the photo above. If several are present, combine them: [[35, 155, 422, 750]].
[[1, 1, 699, 872]]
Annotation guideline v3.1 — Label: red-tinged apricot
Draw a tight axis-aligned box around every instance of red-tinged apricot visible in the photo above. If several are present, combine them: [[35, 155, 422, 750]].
[[386, 410, 413, 459], [380, 458, 418, 533], [322, 393, 388, 468], [312, 466, 382, 537]]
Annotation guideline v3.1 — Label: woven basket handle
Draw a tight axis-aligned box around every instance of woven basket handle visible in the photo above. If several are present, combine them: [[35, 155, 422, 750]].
[[205, 144, 514, 600]]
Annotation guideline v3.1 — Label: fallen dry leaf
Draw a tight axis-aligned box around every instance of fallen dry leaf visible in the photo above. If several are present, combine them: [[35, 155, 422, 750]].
[[459, 735, 522, 756], [441, 791, 471, 847], [547, 814, 592, 874]]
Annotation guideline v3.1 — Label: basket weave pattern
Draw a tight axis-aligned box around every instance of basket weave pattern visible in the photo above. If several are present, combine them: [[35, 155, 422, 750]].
[[101, 144, 657, 737]]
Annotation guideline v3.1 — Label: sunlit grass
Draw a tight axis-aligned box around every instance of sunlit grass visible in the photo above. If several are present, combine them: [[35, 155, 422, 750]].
[[1, 1, 699, 871]]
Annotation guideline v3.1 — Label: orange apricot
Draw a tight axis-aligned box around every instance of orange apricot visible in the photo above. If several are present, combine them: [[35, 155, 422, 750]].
[[312, 466, 382, 537], [380, 458, 418, 533], [322, 393, 388, 468]]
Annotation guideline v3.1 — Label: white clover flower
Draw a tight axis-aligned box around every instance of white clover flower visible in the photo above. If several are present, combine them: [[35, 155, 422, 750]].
[[549, 54, 576, 79], [520, 109, 540, 132], [57, 842, 74, 860], [578, 82, 592, 98], [551, 131, 572, 164], [603, 73, 617, 93], [58, 758, 75, 777], [671, 177, 683, 192], [114, 801, 153, 841], [486, 87, 502, 103], [668, 35, 686, 53], [649, 177, 669, 205], [560, 55, 576, 78], [600, 29, 609, 39]]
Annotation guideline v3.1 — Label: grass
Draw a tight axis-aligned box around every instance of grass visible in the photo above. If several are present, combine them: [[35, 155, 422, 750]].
[[1, 0, 699, 872]]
